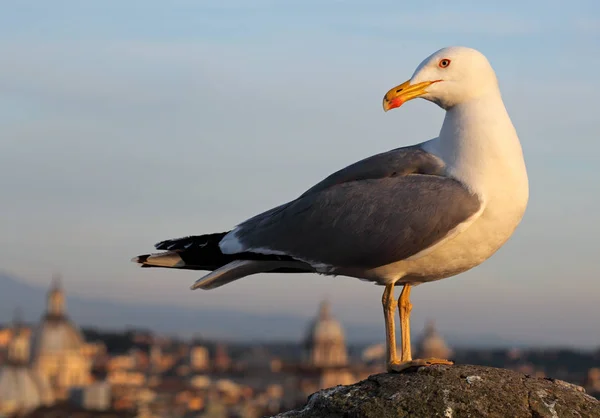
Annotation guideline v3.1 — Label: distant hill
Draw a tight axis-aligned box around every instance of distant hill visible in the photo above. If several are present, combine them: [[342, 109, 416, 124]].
[[0, 271, 533, 348], [0, 271, 381, 342]]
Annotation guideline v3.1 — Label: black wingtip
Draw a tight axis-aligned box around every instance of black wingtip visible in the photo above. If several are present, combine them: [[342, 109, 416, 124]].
[[154, 232, 229, 251]]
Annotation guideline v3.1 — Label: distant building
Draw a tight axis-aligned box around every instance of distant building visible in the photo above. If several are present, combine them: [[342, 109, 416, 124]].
[[304, 300, 348, 368], [189, 346, 209, 372], [359, 320, 452, 366], [287, 300, 375, 401], [214, 344, 231, 372], [415, 320, 453, 360], [361, 343, 387, 365], [70, 381, 112, 411], [585, 368, 600, 396], [0, 310, 53, 415], [31, 276, 92, 400]]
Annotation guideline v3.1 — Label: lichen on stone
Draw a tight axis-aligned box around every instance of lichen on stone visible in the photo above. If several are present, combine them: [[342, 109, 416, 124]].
[[274, 365, 600, 418]]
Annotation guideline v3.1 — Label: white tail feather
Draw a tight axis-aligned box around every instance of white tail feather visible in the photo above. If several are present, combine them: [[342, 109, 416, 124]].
[[140, 252, 185, 268]]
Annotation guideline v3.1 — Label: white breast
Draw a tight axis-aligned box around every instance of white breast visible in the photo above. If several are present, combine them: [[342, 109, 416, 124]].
[[373, 91, 529, 284]]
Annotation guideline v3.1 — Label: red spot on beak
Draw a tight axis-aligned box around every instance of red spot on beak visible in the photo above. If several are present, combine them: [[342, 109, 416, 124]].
[[387, 97, 404, 110]]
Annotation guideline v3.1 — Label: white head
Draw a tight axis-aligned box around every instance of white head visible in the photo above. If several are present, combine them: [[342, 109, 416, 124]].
[[383, 46, 500, 111]]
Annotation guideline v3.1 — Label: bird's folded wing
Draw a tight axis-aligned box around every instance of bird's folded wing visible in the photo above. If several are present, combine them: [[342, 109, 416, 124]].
[[234, 145, 447, 228], [221, 173, 482, 270], [300, 145, 446, 196]]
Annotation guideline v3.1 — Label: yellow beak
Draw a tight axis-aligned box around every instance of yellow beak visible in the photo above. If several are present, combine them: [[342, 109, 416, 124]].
[[382, 79, 440, 112]]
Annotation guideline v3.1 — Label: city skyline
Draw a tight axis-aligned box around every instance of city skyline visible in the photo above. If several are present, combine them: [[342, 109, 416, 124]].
[[1, 1, 599, 347], [1, 274, 599, 418]]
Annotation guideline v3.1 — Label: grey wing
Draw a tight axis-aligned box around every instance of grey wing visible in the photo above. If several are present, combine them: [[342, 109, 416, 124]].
[[300, 145, 445, 197], [237, 144, 447, 227], [222, 174, 482, 270]]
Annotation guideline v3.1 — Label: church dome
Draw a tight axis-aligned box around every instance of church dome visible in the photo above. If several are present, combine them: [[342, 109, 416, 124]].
[[30, 277, 91, 400], [305, 301, 345, 345], [31, 278, 85, 359], [304, 301, 348, 368], [31, 318, 85, 358], [416, 320, 453, 359]]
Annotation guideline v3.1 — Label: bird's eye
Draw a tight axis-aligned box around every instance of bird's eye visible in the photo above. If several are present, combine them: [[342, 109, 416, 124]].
[[438, 59, 451, 68]]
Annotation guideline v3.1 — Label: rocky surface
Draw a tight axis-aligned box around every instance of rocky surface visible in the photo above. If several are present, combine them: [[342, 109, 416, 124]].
[[275, 364, 600, 418]]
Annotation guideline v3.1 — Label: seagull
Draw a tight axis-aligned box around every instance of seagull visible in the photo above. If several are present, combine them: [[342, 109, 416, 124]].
[[132, 46, 529, 372]]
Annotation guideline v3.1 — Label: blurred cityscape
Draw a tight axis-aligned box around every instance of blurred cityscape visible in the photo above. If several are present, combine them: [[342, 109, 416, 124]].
[[1, 278, 599, 418]]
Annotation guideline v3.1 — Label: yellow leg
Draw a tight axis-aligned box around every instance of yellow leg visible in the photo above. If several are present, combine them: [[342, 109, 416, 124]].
[[381, 283, 399, 371], [388, 284, 454, 372], [399, 284, 413, 362]]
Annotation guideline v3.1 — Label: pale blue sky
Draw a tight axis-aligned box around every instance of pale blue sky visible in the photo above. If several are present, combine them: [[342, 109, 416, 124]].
[[1, 1, 599, 346]]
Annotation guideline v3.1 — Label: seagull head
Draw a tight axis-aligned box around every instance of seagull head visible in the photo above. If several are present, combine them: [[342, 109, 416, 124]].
[[383, 46, 499, 111]]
